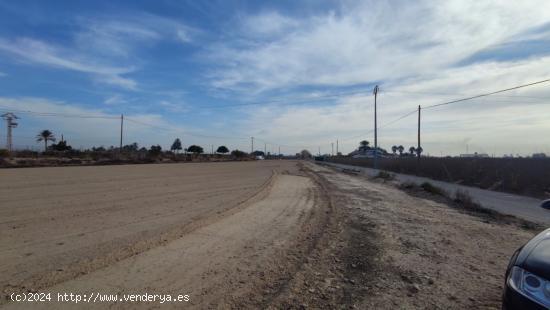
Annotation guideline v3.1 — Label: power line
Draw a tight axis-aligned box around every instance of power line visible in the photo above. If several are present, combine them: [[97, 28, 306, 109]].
[[423, 78, 550, 110], [203, 89, 373, 109], [339, 108, 418, 143], [0, 106, 119, 119], [124, 117, 249, 141]]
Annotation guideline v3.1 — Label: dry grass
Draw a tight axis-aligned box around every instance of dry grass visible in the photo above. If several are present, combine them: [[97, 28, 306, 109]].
[[329, 157, 550, 199]]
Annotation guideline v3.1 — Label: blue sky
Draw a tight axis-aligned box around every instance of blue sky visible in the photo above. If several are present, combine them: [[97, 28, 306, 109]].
[[0, 0, 550, 155]]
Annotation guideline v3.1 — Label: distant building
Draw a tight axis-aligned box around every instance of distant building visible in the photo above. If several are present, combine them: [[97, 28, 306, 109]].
[[459, 152, 489, 158]]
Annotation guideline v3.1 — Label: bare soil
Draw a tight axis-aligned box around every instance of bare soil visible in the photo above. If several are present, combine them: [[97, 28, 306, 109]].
[[0, 160, 540, 309]]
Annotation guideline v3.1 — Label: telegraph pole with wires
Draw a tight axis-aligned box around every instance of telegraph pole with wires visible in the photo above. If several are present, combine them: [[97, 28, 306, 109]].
[[251, 137, 254, 154], [336, 139, 339, 156], [417, 105, 421, 159], [119, 114, 124, 151], [1, 113, 19, 152], [373, 85, 379, 169], [331, 142, 334, 156]]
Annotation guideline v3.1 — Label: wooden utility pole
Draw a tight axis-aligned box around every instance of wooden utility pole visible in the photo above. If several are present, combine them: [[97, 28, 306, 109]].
[[251, 137, 254, 153], [119, 114, 124, 151], [336, 139, 339, 155], [417, 105, 421, 159], [331, 142, 334, 156], [373, 85, 379, 168]]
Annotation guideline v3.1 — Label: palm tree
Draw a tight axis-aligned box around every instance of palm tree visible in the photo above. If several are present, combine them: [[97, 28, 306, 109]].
[[36, 130, 56, 152], [416, 146, 423, 157], [359, 140, 370, 148], [409, 146, 416, 156], [397, 145, 404, 156], [391, 145, 397, 155]]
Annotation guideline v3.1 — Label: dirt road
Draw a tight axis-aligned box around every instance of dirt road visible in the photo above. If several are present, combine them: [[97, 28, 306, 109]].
[[1, 161, 540, 309]]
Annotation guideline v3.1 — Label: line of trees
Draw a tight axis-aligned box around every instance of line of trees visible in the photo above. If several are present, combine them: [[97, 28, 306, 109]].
[[30, 130, 249, 159], [390, 145, 423, 157]]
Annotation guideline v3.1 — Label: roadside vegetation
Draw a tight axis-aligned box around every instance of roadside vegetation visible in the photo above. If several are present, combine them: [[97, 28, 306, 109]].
[[398, 181, 543, 231], [329, 156, 550, 199]]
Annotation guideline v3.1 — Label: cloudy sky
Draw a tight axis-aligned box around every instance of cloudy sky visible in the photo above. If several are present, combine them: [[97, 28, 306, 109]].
[[0, 0, 549, 156]]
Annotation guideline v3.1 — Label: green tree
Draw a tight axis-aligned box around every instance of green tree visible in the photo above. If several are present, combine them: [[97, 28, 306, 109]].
[[171, 138, 182, 154], [187, 145, 204, 154], [300, 150, 312, 159], [216, 145, 229, 154], [148, 145, 162, 157], [416, 146, 423, 157], [122, 142, 139, 152], [51, 140, 72, 151], [36, 130, 56, 152], [409, 146, 416, 155], [359, 140, 370, 148], [391, 145, 397, 155]]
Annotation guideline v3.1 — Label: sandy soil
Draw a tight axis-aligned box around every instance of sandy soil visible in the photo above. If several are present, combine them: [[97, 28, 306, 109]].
[[1, 162, 280, 301], [1, 160, 540, 309]]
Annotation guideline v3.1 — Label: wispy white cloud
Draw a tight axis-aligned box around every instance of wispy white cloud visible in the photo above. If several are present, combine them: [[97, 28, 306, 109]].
[[74, 13, 196, 57], [0, 71, 6, 77], [0, 38, 137, 89], [158, 100, 189, 113], [0, 13, 197, 91], [207, 1, 550, 92]]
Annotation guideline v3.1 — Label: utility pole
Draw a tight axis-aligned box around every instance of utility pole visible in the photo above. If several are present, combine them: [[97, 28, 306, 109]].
[[264, 143, 266, 155], [211, 144, 214, 155], [331, 142, 334, 156], [119, 114, 124, 151], [373, 85, 379, 169], [318, 146, 321, 156], [251, 137, 254, 154], [2, 113, 19, 152], [336, 139, 339, 155], [278, 146, 281, 156], [417, 105, 421, 159]]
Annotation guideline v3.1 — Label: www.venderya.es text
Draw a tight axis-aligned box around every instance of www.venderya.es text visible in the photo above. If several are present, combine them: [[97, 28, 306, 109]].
[[10, 292, 190, 304]]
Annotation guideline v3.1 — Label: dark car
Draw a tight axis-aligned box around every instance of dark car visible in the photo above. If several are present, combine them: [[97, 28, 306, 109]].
[[503, 228, 550, 309]]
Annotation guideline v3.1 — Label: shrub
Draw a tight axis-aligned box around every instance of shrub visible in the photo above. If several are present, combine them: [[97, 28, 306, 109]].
[[375, 170, 394, 180], [420, 182, 446, 196], [0, 149, 9, 158], [453, 190, 489, 214]]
